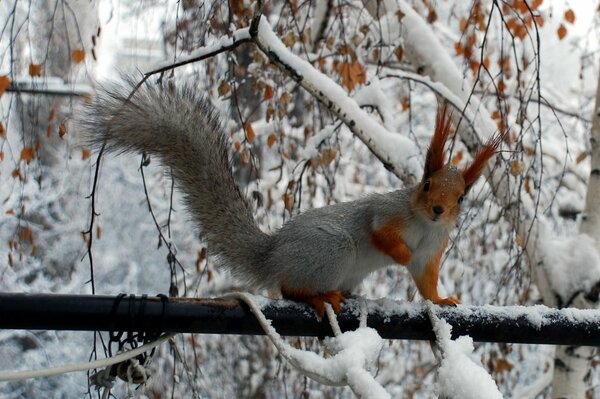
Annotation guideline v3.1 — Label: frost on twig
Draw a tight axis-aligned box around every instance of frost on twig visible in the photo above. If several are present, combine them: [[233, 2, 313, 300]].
[[427, 305, 503, 399]]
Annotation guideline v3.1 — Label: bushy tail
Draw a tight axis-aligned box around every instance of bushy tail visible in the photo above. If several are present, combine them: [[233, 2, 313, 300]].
[[80, 78, 272, 286]]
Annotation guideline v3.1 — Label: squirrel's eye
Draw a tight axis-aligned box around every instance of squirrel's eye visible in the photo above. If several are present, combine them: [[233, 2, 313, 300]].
[[458, 195, 464, 204], [423, 181, 431, 192]]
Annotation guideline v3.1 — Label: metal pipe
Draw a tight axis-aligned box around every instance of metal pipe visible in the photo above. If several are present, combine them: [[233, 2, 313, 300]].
[[1, 293, 598, 346]]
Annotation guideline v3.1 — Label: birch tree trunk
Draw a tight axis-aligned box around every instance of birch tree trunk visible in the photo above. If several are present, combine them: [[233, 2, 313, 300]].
[[550, 62, 600, 399]]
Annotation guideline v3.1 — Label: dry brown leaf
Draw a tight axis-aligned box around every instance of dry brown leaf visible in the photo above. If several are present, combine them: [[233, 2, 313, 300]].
[[401, 98, 409, 111], [524, 176, 532, 194], [280, 92, 292, 105], [282, 32, 296, 47], [319, 149, 337, 165], [59, 121, 68, 138], [495, 358, 514, 373], [534, 14, 544, 27], [0, 75, 10, 97], [29, 64, 42, 77], [557, 24, 567, 40], [217, 80, 230, 96], [71, 49, 86, 63], [509, 160, 525, 176], [240, 148, 250, 165], [0, 151, 4, 161], [81, 148, 91, 161], [576, 152, 588, 164], [394, 46, 404, 61], [267, 133, 277, 148], [515, 234, 524, 247], [459, 18, 468, 33], [427, 9, 437, 23], [516, 26, 528, 40], [498, 81, 507, 93], [283, 193, 293, 213], [371, 48, 380, 61], [506, 18, 518, 33], [531, 0, 543, 10], [514, 0, 528, 13], [96, 226, 102, 240], [266, 104, 275, 122], [451, 150, 463, 166], [454, 42, 464, 55], [264, 86, 274, 100], [467, 34, 477, 48], [195, 247, 207, 272], [20, 147, 35, 164], [564, 9, 575, 24], [6, 209, 14, 215], [483, 57, 490, 69], [244, 122, 256, 143], [337, 61, 366, 92], [18, 227, 34, 244], [0, 122, 5, 138]]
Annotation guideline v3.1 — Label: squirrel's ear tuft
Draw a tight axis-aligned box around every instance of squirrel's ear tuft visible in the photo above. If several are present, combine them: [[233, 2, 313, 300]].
[[424, 104, 453, 179], [462, 131, 506, 192]]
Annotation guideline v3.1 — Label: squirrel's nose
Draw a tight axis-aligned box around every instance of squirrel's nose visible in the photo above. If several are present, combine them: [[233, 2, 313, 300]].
[[433, 205, 444, 215]]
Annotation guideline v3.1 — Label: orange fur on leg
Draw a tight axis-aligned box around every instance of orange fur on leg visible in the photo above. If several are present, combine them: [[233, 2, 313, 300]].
[[281, 286, 346, 318], [412, 239, 460, 305]]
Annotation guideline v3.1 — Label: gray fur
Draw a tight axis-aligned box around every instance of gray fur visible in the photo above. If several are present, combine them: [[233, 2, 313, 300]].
[[80, 79, 454, 294]]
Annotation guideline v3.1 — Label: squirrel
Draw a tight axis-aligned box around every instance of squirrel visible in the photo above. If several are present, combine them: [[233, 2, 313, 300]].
[[81, 78, 503, 317]]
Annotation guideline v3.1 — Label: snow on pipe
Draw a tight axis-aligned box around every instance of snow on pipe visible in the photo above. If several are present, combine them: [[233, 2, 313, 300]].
[[1, 293, 599, 346]]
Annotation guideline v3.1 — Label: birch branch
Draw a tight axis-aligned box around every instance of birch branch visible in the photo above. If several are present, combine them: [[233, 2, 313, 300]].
[[251, 15, 421, 186]]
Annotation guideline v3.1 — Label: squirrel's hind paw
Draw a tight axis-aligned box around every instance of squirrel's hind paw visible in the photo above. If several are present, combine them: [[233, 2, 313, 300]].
[[281, 288, 346, 318], [433, 296, 461, 306]]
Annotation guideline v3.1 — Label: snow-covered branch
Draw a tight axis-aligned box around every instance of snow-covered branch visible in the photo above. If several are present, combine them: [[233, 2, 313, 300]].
[[251, 15, 421, 185], [146, 28, 251, 77], [428, 306, 502, 399]]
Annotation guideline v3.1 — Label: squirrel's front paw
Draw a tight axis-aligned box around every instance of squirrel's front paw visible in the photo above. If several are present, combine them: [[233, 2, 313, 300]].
[[433, 296, 460, 306]]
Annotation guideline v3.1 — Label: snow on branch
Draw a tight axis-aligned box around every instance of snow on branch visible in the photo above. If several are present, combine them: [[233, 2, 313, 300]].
[[232, 293, 390, 399], [146, 28, 252, 77], [428, 305, 502, 399], [251, 15, 421, 185]]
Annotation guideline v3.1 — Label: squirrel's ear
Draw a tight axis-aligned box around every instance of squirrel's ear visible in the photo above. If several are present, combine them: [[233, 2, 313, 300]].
[[424, 104, 453, 179], [462, 132, 505, 192]]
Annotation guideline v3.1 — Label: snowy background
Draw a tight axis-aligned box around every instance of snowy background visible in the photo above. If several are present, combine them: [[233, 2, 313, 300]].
[[0, 0, 599, 397]]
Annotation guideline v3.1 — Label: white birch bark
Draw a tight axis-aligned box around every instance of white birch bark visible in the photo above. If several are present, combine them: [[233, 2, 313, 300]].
[[550, 64, 600, 399]]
